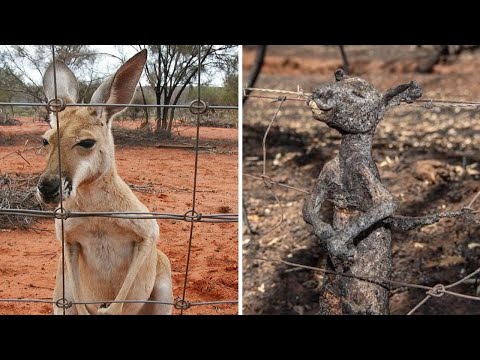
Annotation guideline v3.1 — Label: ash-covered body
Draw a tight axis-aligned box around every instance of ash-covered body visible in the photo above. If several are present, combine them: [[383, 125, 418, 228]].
[[303, 70, 423, 314]]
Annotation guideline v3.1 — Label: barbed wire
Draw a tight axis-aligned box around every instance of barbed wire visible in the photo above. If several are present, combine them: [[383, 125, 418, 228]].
[[243, 174, 310, 194], [243, 87, 480, 109], [0, 45, 239, 315], [247, 256, 480, 315], [243, 86, 480, 315], [245, 87, 311, 98], [247, 97, 288, 243], [243, 94, 306, 102]]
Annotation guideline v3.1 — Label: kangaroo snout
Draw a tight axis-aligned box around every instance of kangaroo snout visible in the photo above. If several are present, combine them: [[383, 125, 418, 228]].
[[37, 174, 62, 204]]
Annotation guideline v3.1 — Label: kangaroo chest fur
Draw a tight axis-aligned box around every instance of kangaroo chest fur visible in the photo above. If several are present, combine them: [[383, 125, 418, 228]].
[[55, 213, 157, 304], [59, 218, 137, 274]]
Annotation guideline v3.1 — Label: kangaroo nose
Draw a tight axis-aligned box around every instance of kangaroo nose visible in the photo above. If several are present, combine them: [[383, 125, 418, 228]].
[[38, 175, 60, 196]]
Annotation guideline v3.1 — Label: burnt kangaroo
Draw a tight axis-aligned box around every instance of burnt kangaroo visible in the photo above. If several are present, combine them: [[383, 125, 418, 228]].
[[303, 70, 468, 314]]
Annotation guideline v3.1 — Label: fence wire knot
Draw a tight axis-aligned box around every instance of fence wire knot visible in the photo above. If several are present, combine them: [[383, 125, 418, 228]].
[[271, 96, 287, 103], [53, 207, 70, 220], [47, 98, 66, 113], [427, 284, 446, 297], [55, 297, 72, 309], [183, 210, 202, 222], [189, 100, 209, 115], [174, 299, 191, 310], [423, 100, 434, 109], [261, 175, 274, 189]]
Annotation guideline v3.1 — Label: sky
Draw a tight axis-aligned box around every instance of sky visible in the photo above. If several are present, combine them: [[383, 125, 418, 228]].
[[93, 46, 236, 87], [1, 45, 236, 88]]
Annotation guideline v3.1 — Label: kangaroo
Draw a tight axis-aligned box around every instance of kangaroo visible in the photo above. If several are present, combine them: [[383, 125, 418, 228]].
[[303, 70, 468, 314], [37, 50, 173, 315], [303, 70, 418, 315]]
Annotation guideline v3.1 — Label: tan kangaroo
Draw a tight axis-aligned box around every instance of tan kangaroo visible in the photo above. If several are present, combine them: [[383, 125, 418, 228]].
[[37, 50, 173, 315]]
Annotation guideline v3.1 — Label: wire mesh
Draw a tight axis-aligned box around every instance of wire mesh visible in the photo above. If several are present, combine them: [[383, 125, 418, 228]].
[[0, 45, 239, 315]]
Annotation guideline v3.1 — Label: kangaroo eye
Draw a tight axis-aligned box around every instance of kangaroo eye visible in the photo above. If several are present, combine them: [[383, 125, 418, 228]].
[[78, 139, 96, 149], [42, 138, 49, 146]]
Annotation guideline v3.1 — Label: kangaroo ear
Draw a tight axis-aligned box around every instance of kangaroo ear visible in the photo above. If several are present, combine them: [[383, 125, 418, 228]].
[[383, 80, 422, 109], [43, 60, 78, 103], [90, 49, 147, 121]]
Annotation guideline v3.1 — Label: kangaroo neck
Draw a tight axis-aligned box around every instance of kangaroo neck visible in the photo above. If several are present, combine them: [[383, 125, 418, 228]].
[[339, 132, 374, 163], [73, 163, 122, 204]]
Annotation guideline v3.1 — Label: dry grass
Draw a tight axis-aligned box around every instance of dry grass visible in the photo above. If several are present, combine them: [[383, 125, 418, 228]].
[[0, 118, 21, 126], [0, 173, 163, 229], [0, 112, 21, 126], [0, 173, 43, 229]]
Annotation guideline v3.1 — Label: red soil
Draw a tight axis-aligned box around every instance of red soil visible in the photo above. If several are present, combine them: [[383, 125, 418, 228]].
[[0, 117, 238, 315]]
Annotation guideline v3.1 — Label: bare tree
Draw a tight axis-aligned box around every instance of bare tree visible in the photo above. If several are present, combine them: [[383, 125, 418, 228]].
[[0, 45, 104, 103], [129, 45, 236, 139]]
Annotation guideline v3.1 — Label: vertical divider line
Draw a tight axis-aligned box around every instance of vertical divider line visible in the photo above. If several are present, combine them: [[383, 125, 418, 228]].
[[51, 45, 67, 315], [180, 45, 203, 315], [238, 45, 243, 315]]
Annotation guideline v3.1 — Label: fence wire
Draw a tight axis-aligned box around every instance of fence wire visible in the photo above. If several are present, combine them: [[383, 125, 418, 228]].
[[0, 102, 237, 110], [244, 87, 480, 109], [243, 87, 480, 315], [0, 45, 239, 314], [0, 209, 237, 222]]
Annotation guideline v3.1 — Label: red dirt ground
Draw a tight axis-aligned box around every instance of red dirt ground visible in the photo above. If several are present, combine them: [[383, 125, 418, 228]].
[[0, 117, 238, 315]]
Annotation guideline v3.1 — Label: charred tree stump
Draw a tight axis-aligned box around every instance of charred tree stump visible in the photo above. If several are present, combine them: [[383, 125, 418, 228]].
[[417, 45, 480, 74], [243, 45, 267, 236], [417, 45, 449, 73], [243, 45, 267, 104], [338, 45, 350, 74]]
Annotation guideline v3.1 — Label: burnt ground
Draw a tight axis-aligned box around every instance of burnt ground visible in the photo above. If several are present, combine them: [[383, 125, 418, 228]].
[[243, 45, 480, 315]]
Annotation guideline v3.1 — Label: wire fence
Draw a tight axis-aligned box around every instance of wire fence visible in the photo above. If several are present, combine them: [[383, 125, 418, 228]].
[[0, 45, 239, 315], [243, 87, 480, 315]]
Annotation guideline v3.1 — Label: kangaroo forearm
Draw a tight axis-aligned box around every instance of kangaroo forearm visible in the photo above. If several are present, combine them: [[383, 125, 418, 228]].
[[114, 240, 153, 302], [303, 188, 328, 226], [312, 220, 335, 240], [384, 210, 467, 231], [343, 201, 396, 239], [303, 198, 335, 240], [66, 243, 90, 315]]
